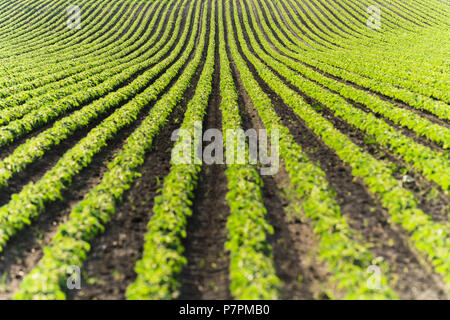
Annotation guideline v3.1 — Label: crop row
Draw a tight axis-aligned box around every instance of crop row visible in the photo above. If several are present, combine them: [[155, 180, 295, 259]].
[[0, 0, 168, 114], [0, 0, 192, 201], [0, 0, 138, 84], [274, 0, 449, 89], [0, 0, 73, 45], [0, 0, 132, 79], [127, 0, 214, 299], [252, 0, 450, 147], [0, 4, 148, 107], [218, 3, 281, 299], [290, 0, 449, 74], [0, 0, 115, 59], [0, 0, 110, 59], [0, 0, 167, 92]]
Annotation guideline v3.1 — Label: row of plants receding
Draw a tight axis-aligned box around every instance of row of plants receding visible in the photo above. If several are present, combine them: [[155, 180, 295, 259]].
[[0, 0, 169, 116], [0, 0, 85, 50], [218, 3, 280, 299], [0, 0, 189, 191], [276, 0, 449, 95], [127, 0, 213, 298], [266, 0, 449, 103], [0, 0, 118, 60], [0, 0, 114, 62], [0, 0, 159, 84], [261, 0, 450, 116], [311, 52, 450, 115]]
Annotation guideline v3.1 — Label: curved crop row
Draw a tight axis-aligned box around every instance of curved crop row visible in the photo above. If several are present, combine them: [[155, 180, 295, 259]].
[[0, 0, 166, 91], [0, 0, 115, 58], [0, 0, 109, 58], [0, 0, 126, 77], [277, 0, 449, 84], [0, 0, 191, 195], [0, 1, 165, 111], [127, 0, 214, 299], [0, 0, 140, 83], [262, 0, 450, 117], [248, 0, 450, 148], [0, 3, 146, 104]]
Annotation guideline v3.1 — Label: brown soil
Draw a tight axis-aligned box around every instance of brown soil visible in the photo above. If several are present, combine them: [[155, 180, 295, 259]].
[[70, 94, 184, 300]]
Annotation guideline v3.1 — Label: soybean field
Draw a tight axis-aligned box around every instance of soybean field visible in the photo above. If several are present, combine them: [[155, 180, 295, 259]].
[[0, 0, 449, 300]]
